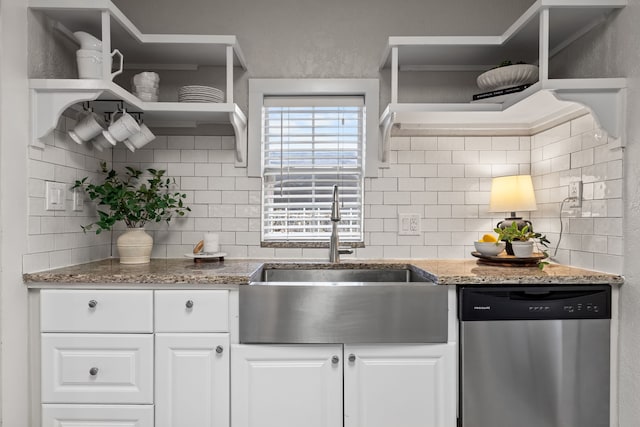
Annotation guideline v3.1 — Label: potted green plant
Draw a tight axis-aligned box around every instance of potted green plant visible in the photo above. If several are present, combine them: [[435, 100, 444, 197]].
[[494, 222, 550, 259], [73, 162, 190, 264]]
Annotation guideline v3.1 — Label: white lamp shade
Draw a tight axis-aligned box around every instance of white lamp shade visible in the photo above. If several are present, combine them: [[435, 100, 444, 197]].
[[488, 175, 537, 213]]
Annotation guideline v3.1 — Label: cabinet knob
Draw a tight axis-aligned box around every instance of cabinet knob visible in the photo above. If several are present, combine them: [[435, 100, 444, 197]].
[[185, 300, 194, 309], [88, 300, 98, 308], [216, 345, 224, 354], [89, 367, 99, 376], [348, 354, 356, 362], [331, 355, 340, 364]]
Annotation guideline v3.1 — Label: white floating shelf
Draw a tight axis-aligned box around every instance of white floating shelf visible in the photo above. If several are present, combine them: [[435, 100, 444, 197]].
[[30, 79, 248, 165], [29, 0, 249, 166], [378, 0, 627, 165]]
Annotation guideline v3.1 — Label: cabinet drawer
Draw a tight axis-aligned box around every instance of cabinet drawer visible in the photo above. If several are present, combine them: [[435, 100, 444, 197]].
[[41, 290, 153, 333], [42, 404, 153, 427], [41, 334, 153, 404], [155, 290, 229, 332]]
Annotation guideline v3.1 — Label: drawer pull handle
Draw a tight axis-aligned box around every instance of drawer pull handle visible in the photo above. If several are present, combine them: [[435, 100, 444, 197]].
[[88, 300, 98, 308], [89, 367, 99, 376], [185, 300, 194, 309], [216, 345, 224, 354], [331, 355, 340, 364], [348, 354, 356, 362]]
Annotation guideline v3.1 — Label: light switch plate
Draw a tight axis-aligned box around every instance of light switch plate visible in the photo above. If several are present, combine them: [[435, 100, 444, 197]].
[[45, 181, 66, 211], [398, 213, 421, 236]]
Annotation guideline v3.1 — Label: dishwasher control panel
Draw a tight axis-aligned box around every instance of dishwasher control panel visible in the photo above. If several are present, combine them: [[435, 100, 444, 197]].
[[459, 285, 611, 321]]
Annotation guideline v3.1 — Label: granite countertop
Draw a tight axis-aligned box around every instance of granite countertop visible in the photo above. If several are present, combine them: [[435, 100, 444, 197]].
[[22, 258, 624, 287]]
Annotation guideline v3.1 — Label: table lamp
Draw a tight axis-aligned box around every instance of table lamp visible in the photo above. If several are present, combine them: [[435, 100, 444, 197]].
[[488, 174, 538, 231]]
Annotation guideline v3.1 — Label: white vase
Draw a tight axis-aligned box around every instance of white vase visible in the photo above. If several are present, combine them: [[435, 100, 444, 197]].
[[511, 240, 534, 258], [117, 228, 153, 264]]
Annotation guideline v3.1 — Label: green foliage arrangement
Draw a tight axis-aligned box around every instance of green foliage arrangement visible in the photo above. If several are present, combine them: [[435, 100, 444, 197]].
[[73, 162, 190, 234], [494, 222, 549, 245], [494, 222, 551, 270]]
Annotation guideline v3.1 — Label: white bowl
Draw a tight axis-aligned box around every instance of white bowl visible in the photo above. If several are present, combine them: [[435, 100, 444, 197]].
[[474, 241, 506, 256], [476, 64, 539, 91]]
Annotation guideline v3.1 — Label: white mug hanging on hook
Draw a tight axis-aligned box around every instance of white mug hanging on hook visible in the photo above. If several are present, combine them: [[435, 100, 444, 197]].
[[102, 108, 140, 145], [123, 122, 155, 152], [68, 109, 106, 144]]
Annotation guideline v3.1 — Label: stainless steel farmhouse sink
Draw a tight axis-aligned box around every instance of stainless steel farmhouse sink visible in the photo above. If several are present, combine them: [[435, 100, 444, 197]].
[[240, 266, 447, 344]]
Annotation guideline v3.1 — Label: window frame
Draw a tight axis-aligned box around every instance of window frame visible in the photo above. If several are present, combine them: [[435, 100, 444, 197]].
[[261, 96, 365, 243], [248, 79, 378, 246]]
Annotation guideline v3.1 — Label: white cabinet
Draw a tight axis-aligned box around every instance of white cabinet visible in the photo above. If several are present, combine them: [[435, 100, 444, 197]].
[[344, 343, 456, 427], [231, 344, 343, 427], [154, 289, 230, 427], [231, 343, 456, 427], [39, 289, 231, 427]]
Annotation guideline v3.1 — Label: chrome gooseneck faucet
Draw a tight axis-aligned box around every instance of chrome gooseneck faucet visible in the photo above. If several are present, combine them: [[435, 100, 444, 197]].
[[329, 185, 353, 263]]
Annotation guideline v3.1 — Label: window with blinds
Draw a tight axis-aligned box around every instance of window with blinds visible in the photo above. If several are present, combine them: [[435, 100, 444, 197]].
[[262, 96, 364, 242]]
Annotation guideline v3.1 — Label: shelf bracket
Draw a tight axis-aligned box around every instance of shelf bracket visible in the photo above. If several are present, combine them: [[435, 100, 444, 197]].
[[378, 108, 395, 168], [551, 86, 627, 142], [229, 108, 248, 167], [30, 88, 103, 147]]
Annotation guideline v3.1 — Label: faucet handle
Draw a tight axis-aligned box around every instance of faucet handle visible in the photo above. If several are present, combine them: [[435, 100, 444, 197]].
[[339, 249, 354, 255]]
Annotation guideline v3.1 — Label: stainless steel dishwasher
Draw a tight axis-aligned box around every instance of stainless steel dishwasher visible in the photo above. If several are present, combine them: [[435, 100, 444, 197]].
[[459, 285, 611, 427]]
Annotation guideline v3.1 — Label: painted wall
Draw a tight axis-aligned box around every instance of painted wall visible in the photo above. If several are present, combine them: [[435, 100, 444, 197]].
[[1, 0, 31, 426], [549, 1, 640, 425]]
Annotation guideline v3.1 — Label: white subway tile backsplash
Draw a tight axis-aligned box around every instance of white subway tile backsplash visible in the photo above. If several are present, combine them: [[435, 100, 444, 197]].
[[195, 136, 222, 150], [437, 137, 465, 151], [397, 150, 425, 164], [465, 137, 492, 151], [410, 137, 438, 151], [437, 164, 465, 177], [25, 112, 622, 273], [168, 135, 195, 149], [492, 136, 520, 151], [479, 150, 505, 164], [410, 164, 439, 177], [154, 149, 181, 162], [383, 192, 411, 205]]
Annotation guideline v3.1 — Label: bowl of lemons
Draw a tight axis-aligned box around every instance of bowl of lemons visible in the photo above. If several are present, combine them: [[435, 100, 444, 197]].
[[474, 234, 506, 256]]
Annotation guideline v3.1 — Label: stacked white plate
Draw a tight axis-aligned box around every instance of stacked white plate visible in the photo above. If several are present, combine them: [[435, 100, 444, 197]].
[[132, 72, 159, 102], [178, 85, 224, 103]]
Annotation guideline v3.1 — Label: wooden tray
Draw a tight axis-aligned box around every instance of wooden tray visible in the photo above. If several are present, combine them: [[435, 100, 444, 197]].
[[471, 251, 547, 267]]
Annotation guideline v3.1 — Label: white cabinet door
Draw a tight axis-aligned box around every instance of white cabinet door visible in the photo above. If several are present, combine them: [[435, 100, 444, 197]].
[[42, 404, 153, 427], [231, 344, 343, 427], [344, 343, 457, 427], [155, 333, 230, 427]]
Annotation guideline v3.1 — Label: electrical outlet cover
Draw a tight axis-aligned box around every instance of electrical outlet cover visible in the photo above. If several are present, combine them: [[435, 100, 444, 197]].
[[398, 213, 421, 236]]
